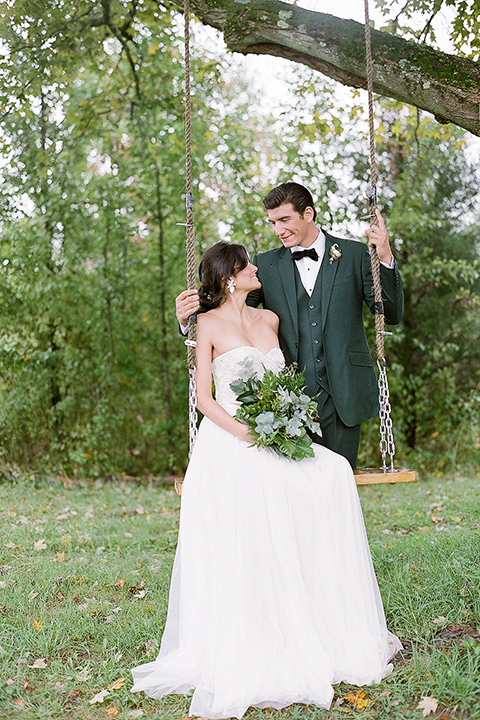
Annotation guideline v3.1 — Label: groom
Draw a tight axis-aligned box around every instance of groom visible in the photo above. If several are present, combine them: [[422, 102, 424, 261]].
[[176, 182, 403, 468]]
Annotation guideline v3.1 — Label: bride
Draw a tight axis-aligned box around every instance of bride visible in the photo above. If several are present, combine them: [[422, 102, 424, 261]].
[[131, 241, 401, 719]]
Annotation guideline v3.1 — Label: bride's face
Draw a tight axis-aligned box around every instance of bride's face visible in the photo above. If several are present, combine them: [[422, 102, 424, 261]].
[[232, 261, 261, 292]]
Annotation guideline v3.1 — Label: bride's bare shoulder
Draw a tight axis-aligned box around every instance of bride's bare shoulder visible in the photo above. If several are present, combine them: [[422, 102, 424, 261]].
[[252, 308, 279, 330], [197, 309, 223, 330]]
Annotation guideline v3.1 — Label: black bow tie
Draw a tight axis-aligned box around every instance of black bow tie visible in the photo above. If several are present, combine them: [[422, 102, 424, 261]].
[[291, 248, 318, 262]]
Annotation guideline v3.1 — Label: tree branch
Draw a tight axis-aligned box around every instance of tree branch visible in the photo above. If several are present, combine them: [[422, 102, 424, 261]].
[[173, 0, 480, 136]]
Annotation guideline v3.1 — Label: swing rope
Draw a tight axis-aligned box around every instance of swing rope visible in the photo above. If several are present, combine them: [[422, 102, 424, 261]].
[[183, 0, 198, 457], [363, 0, 396, 471]]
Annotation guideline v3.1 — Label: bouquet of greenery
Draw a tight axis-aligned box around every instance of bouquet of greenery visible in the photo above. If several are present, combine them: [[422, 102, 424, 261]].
[[229, 361, 322, 461]]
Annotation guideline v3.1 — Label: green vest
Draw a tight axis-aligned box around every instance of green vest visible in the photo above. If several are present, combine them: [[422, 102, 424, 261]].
[[294, 265, 330, 396]]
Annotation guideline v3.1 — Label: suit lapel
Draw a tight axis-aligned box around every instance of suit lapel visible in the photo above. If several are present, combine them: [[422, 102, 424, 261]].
[[321, 233, 340, 332], [277, 247, 299, 336]]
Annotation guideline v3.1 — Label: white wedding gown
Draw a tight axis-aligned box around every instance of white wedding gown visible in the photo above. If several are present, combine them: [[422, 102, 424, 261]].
[[131, 346, 401, 718]]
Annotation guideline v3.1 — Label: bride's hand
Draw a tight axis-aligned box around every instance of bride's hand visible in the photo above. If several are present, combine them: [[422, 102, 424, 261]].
[[236, 423, 254, 444]]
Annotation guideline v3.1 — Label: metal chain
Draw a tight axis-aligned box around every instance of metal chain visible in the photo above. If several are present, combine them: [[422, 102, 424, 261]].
[[188, 366, 198, 456], [364, 0, 395, 470], [377, 360, 396, 471]]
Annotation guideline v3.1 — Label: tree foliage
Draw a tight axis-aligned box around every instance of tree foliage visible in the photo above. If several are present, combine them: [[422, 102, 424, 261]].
[[375, 0, 480, 60], [0, 1, 282, 475], [0, 1, 479, 477], [357, 105, 480, 470]]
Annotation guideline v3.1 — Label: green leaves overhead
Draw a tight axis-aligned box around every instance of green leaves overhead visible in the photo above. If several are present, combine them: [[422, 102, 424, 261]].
[[375, 0, 480, 60]]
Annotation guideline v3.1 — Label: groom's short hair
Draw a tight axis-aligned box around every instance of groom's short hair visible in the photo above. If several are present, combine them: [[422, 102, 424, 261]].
[[262, 182, 317, 221]]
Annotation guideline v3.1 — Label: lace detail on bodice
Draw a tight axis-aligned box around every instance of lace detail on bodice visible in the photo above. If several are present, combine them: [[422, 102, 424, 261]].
[[211, 346, 285, 416]]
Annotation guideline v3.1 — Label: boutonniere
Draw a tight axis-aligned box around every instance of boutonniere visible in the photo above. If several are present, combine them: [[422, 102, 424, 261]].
[[329, 243, 342, 265]]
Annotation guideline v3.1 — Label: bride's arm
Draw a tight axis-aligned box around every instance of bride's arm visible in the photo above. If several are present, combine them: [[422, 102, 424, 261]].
[[195, 316, 253, 443]]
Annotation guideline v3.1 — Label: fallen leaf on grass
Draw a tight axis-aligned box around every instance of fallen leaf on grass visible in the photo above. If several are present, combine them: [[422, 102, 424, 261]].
[[116, 578, 126, 588], [6, 679, 14, 685], [76, 668, 91, 682], [432, 616, 447, 625], [56, 552, 66, 562], [107, 707, 119, 716], [129, 579, 146, 595], [143, 639, 156, 657], [5, 541, 16, 549], [128, 711, 144, 718], [417, 696, 438, 717], [64, 689, 83, 707], [107, 678, 125, 691], [34, 539, 47, 551], [33, 619, 43, 631], [344, 690, 370, 708], [89, 689, 110, 704], [28, 658, 48, 668]]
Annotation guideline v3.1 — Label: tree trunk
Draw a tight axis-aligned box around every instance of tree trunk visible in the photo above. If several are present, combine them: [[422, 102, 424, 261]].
[[103, 209, 116, 369], [175, 0, 480, 136], [154, 164, 174, 459]]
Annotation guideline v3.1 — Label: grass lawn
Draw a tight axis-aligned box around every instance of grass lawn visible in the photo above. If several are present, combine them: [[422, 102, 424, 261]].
[[1, 470, 479, 720]]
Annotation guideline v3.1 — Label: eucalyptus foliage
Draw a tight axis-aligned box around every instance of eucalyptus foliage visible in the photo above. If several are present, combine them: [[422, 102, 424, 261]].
[[230, 362, 321, 461]]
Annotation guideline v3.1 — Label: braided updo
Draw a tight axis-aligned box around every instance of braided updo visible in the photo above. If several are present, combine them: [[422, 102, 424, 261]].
[[198, 241, 249, 311]]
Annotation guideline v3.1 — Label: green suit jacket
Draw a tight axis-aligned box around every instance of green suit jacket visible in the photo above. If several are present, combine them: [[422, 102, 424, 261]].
[[249, 232, 404, 427]]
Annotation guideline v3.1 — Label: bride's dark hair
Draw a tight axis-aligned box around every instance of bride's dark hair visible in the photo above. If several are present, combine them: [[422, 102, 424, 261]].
[[198, 241, 249, 311]]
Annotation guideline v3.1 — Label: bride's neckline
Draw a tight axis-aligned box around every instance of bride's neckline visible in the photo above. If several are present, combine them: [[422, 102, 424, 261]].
[[212, 345, 281, 363]]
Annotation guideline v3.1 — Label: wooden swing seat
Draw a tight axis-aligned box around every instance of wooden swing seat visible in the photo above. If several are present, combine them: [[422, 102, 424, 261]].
[[173, 468, 416, 495], [354, 468, 416, 485]]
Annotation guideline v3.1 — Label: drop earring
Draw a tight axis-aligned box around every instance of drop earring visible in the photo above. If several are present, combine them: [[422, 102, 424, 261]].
[[227, 278, 236, 294]]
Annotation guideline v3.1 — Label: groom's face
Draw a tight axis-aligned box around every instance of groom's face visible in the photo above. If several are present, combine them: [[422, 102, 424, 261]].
[[267, 203, 315, 249]]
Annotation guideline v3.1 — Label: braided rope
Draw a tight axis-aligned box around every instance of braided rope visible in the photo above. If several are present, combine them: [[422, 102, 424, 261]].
[[364, 0, 385, 364], [364, 0, 395, 469], [184, 0, 198, 455]]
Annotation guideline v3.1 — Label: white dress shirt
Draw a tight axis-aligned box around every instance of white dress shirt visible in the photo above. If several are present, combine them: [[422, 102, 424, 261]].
[[290, 230, 325, 296]]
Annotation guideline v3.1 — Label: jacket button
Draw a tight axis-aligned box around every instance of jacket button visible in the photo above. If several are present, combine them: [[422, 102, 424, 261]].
[[309, 304, 315, 309], [311, 322, 317, 327], [314, 340, 319, 345]]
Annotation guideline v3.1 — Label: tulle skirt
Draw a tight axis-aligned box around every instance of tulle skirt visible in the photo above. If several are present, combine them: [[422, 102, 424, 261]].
[[131, 417, 401, 718]]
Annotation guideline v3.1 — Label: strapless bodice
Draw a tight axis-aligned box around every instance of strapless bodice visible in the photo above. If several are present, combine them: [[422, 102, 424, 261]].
[[211, 346, 285, 415]]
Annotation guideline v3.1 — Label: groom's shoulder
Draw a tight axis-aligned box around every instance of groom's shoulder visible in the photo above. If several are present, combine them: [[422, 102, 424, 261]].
[[254, 246, 284, 259], [323, 230, 369, 265], [324, 231, 368, 259], [251, 246, 285, 266]]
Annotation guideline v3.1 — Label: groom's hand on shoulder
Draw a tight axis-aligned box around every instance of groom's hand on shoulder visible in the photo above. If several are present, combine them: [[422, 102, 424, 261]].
[[176, 289, 200, 327]]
